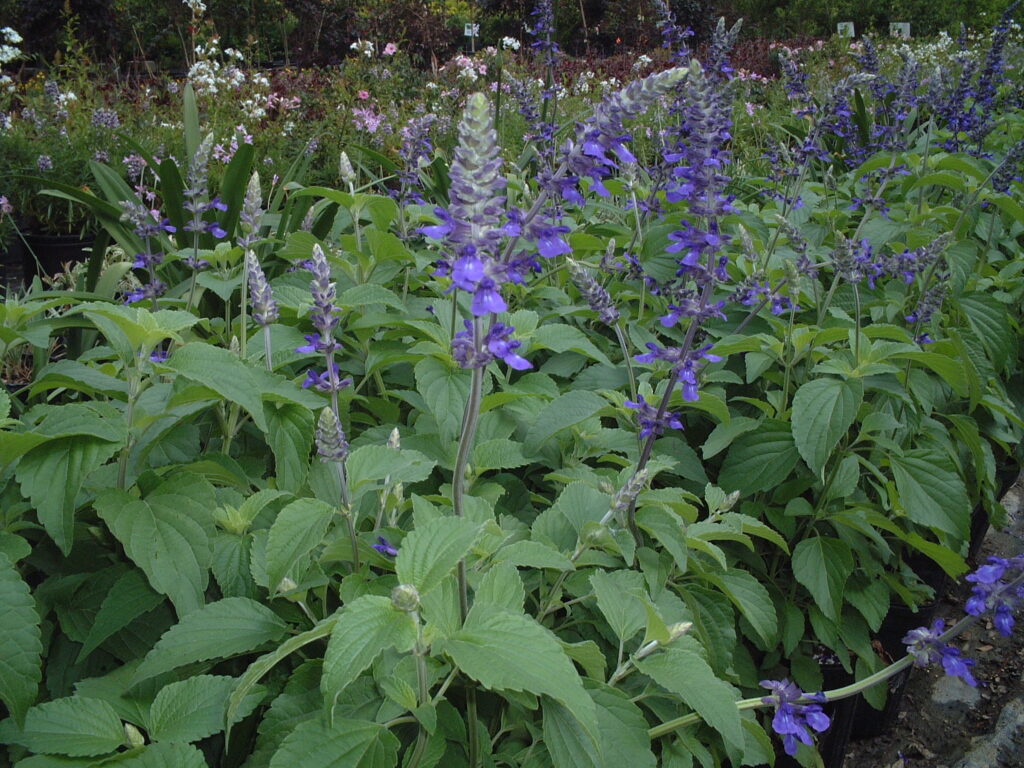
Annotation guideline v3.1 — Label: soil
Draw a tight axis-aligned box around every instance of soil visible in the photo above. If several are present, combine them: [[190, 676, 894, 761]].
[[842, 475, 1024, 768]]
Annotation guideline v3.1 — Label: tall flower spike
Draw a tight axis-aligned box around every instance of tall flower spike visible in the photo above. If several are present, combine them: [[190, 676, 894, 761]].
[[246, 251, 278, 327], [568, 259, 619, 324], [239, 171, 263, 247]]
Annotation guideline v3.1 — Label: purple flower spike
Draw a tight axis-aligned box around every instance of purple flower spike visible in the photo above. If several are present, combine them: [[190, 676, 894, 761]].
[[625, 394, 683, 439], [372, 536, 398, 557], [760, 679, 831, 757], [903, 619, 979, 686]]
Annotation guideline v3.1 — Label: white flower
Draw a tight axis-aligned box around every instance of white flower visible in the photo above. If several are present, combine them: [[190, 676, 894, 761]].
[[349, 39, 374, 57], [501, 36, 520, 51], [632, 54, 652, 71], [183, 0, 206, 14]]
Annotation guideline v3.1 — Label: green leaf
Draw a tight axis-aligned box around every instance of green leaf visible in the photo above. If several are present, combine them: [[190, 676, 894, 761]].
[[890, 450, 971, 538], [530, 324, 613, 366], [636, 647, 742, 747], [95, 742, 209, 767], [493, 540, 575, 571], [226, 619, 337, 734], [525, 391, 607, 453], [701, 417, 760, 459], [95, 474, 215, 617], [17, 437, 122, 554], [265, 404, 314, 493], [266, 498, 334, 592], [149, 675, 262, 743], [133, 598, 287, 683], [543, 698, 602, 768], [958, 293, 1013, 372], [590, 684, 657, 768], [635, 508, 689, 574], [439, 604, 598, 746], [475, 562, 525, 613], [703, 570, 778, 647], [395, 517, 484, 597], [473, 438, 530, 471], [717, 420, 800, 495], [792, 537, 855, 622], [321, 596, 418, 704], [77, 569, 164, 662], [0, 552, 42, 727], [163, 343, 271, 431], [414, 357, 469, 444], [791, 378, 863, 475], [268, 717, 399, 768], [590, 570, 647, 644], [345, 445, 436, 498], [14, 698, 125, 756], [338, 284, 406, 311]]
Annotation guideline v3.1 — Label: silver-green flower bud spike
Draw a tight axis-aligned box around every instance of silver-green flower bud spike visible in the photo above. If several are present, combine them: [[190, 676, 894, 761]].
[[449, 92, 507, 256], [240, 171, 263, 245], [339, 151, 356, 189], [387, 427, 401, 450], [568, 258, 620, 325], [315, 407, 349, 462], [607, 468, 650, 523]]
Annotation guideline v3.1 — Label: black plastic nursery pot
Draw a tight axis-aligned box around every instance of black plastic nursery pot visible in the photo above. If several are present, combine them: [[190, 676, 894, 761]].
[[1, 237, 25, 291], [21, 233, 95, 280]]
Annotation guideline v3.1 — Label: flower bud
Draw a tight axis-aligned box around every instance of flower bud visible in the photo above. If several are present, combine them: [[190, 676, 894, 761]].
[[339, 151, 356, 185], [391, 583, 420, 612], [387, 427, 401, 450], [125, 722, 145, 748]]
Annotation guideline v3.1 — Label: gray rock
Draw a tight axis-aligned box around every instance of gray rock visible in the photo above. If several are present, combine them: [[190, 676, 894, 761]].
[[933, 675, 982, 707], [953, 697, 1024, 768]]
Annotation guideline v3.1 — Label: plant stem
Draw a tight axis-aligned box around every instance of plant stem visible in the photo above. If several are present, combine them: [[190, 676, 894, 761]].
[[116, 362, 142, 489], [613, 322, 638, 406], [262, 325, 273, 371]]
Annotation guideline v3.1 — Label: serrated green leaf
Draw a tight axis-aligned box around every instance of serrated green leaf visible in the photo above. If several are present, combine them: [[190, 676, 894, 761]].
[[268, 717, 399, 768], [346, 445, 436, 498], [163, 343, 266, 428], [543, 698, 602, 768], [13, 697, 125, 756], [148, 674, 262, 743], [701, 417, 760, 459], [440, 604, 599, 747], [395, 517, 483, 597], [590, 684, 657, 768], [702, 570, 777, 647], [17, 437, 122, 554], [525, 391, 607, 453], [92, 742, 209, 767], [321, 596, 417, 704], [717, 420, 800, 495], [0, 532, 31, 563], [891, 450, 971, 538], [958, 293, 1013, 372], [530, 324, 613, 366], [493, 540, 575, 571], [475, 562, 525, 613], [266, 498, 334, 592], [590, 570, 647, 644], [265, 404, 314, 493], [77, 569, 164, 662], [636, 508, 689, 574], [414, 357, 469, 444], [338, 284, 405, 311], [636, 648, 742, 747], [792, 537, 854, 622], [95, 474, 215, 617], [133, 598, 287, 683], [472, 438, 530, 471], [791, 378, 862, 475], [0, 552, 42, 727]]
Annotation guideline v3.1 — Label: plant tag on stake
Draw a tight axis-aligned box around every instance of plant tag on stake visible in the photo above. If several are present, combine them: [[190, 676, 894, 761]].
[[837, 21, 855, 37], [890, 22, 910, 39]]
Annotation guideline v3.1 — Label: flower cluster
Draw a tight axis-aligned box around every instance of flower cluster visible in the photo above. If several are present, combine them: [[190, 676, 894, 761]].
[[624, 394, 682, 439], [760, 679, 831, 757], [636, 343, 722, 402], [903, 620, 978, 686], [120, 200, 175, 304]]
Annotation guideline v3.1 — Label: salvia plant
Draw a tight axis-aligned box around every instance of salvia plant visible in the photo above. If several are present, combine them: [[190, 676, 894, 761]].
[[0, 6, 1022, 768]]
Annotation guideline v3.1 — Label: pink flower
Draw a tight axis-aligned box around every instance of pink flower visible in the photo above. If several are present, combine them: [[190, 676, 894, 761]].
[[358, 90, 370, 100], [383, 42, 398, 56], [0, 195, 11, 215], [745, 102, 757, 116]]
